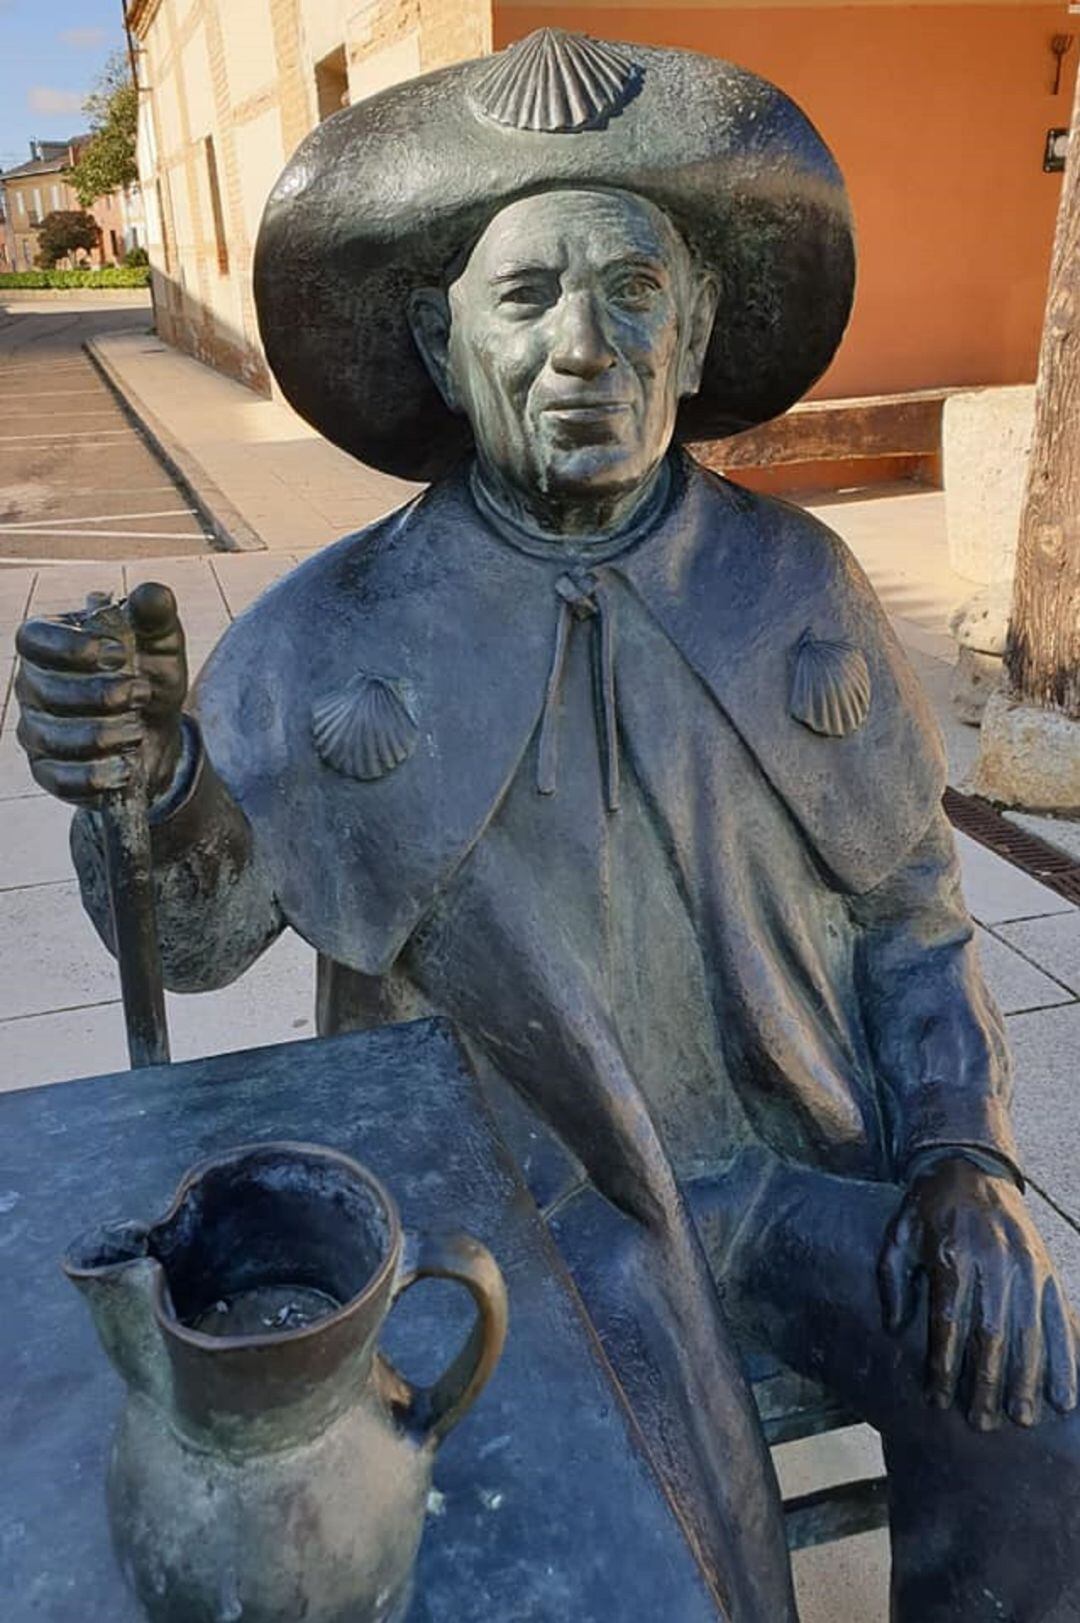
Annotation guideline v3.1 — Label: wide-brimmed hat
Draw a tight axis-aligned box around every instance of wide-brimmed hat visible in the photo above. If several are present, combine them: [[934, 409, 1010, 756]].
[[254, 30, 855, 481]]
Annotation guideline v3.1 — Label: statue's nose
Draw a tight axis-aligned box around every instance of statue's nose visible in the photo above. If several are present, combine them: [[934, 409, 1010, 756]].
[[550, 293, 616, 379]]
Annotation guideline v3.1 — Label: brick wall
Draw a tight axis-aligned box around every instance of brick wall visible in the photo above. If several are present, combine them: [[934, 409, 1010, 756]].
[[131, 0, 494, 395]]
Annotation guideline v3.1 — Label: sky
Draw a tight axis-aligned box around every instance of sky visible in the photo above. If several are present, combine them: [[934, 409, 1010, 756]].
[[0, 0, 126, 175]]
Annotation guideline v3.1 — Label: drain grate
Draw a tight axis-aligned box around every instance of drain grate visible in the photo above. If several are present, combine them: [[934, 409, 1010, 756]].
[[944, 788, 1080, 906]]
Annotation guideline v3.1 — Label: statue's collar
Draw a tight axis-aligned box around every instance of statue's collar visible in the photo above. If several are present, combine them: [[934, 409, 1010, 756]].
[[467, 453, 683, 567]]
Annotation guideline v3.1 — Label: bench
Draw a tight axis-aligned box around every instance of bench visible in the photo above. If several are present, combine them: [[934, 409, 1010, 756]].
[[690, 386, 962, 492]]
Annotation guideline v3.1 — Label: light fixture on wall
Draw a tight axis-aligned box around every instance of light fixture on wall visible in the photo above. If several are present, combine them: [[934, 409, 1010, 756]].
[[1051, 33, 1074, 94], [1044, 127, 1070, 172]]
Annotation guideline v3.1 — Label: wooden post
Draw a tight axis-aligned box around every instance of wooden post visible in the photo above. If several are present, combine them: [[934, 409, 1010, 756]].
[[1004, 66, 1080, 719]]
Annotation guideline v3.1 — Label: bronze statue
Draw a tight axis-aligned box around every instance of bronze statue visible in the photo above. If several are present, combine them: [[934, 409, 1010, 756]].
[[15, 32, 1080, 1619]]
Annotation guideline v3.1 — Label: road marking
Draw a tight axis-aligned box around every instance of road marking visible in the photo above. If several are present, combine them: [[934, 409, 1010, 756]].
[[0, 526, 209, 541], [8, 409, 119, 419], [0, 442, 139, 455], [0, 445, 141, 457], [0, 510, 195, 529], [0, 363, 89, 377], [0, 429, 131, 443], [24, 484, 180, 496], [3, 390, 106, 399]]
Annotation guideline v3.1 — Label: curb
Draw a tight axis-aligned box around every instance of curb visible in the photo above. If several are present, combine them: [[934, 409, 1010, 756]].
[[0, 289, 152, 304], [83, 336, 267, 554]]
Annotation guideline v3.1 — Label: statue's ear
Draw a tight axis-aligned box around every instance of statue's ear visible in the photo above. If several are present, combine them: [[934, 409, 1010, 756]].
[[408, 287, 459, 412], [677, 270, 720, 400]]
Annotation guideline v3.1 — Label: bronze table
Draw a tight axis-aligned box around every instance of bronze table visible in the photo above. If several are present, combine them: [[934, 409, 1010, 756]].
[[0, 1019, 718, 1621]]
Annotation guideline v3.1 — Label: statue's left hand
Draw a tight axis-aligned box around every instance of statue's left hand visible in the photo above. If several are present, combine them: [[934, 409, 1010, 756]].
[[879, 1156, 1078, 1430]]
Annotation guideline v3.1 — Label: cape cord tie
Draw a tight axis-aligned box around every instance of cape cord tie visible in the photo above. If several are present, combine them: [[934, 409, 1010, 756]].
[[536, 570, 620, 812]]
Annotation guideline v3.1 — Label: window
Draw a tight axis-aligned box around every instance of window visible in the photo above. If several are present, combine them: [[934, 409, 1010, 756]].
[[15, 191, 25, 216], [110, 229, 120, 261], [51, 184, 61, 210], [204, 136, 228, 274], [32, 187, 41, 219], [315, 46, 349, 122]]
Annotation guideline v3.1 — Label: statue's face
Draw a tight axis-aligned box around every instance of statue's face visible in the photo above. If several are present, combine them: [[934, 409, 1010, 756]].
[[410, 189, 718, 512]]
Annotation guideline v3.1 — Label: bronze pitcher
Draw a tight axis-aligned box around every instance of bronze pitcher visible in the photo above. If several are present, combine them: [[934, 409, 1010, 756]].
[[63, 1141, 508, 1623]]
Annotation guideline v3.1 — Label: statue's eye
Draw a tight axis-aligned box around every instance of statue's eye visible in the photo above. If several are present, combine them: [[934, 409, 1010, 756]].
[[497, 280, 553, 309], [610, 273, 661, 307]]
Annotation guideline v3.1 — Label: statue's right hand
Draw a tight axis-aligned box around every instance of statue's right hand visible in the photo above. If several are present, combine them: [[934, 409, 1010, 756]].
[[14, 582, 188, 805]]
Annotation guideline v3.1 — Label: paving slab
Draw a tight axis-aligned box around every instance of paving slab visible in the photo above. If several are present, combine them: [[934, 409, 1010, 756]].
[[1027, 1190, 1080, 1329], [0, 922, 315, 1088], [0, 656, 13, 731], [163, 928, 315, 1060], [901, 639, 981, 788], [27, 561, 124, 617], [209, 552, 299, 617], [0, 795, 75, 890], [976, 925, 1076, 1015], [997, 912, 1080, 998], [0, 569, 36, 638], [0, 999, 127, 1092], [0, 722, 41, 802], [775, 1418, 888, 1623], [956, 830, 1075, 925], [791, 1529, 889, 1623], [0, 879, 120, 1022], [125, 554, 230, 612], [804, 487, 963, 640], [1008, 1003, 1080, 1219]]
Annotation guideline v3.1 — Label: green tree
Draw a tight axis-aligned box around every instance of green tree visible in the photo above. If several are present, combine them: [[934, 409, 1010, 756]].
[[65, 51, 138, 206], [35, 210, 100, 269]]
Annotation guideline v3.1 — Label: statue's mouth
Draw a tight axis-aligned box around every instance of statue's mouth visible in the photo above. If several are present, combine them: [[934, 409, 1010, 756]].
[[542, 401, 632, 444], [543, 400, 630, 416]]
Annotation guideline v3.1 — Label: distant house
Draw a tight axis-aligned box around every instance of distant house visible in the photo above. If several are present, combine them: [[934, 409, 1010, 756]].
[[0, 138, 144, 271]]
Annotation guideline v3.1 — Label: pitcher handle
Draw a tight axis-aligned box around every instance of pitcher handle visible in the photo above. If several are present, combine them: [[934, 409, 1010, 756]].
[[383, 1231, 508, 1445]]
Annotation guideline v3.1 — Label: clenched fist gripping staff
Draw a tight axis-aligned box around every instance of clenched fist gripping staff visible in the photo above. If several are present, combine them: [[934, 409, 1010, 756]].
[[16, 584, 183, 1066]]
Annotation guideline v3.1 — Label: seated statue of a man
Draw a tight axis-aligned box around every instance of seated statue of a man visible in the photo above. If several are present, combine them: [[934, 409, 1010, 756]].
[[15, 33, 1080, 1620]]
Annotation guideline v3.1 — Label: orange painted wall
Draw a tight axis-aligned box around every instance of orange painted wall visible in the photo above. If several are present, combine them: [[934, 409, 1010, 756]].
[[493, 5, 1078, 400]]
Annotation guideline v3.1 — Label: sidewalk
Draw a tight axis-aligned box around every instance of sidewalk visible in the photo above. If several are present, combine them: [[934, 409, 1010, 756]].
[[87, 329, 422, 554], [2, 330, 1079, 1621]]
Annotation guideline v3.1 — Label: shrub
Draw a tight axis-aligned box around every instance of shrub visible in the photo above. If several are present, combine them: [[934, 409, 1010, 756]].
[[0, 267, 151, 289], [122, 245, 149, 268], [35, 209, 100, 269]]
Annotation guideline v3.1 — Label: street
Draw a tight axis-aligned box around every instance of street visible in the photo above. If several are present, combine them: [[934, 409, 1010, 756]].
[[0, 295, 211, 560]]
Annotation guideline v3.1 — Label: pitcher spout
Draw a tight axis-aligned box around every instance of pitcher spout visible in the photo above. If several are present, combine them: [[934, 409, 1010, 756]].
[[63, 1220, 172, 1408]]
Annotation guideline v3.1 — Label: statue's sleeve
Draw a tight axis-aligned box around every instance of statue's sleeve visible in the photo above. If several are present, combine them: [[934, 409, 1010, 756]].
[[70, 715, 284, 994], [848, 808, 1020, 1181]]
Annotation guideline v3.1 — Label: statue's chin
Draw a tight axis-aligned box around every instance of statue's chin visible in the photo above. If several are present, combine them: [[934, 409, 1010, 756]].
[[536, 444, 663, 503]]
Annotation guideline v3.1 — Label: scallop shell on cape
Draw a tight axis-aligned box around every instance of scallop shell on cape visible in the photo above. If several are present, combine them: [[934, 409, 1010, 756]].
[[312, 673, 419, 781], [789, 632, 871, 738], [469, 29, 642, 134]]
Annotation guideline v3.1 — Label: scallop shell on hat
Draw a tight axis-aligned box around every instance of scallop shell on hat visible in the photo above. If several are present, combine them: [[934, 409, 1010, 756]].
[[312, 673, 419, 781], [789, 632, 871, 738], [469, 29, 642, 134]]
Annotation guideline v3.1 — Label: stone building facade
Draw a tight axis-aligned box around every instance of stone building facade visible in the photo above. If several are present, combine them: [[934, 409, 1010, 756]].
[[125, 0, 492, 391]]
